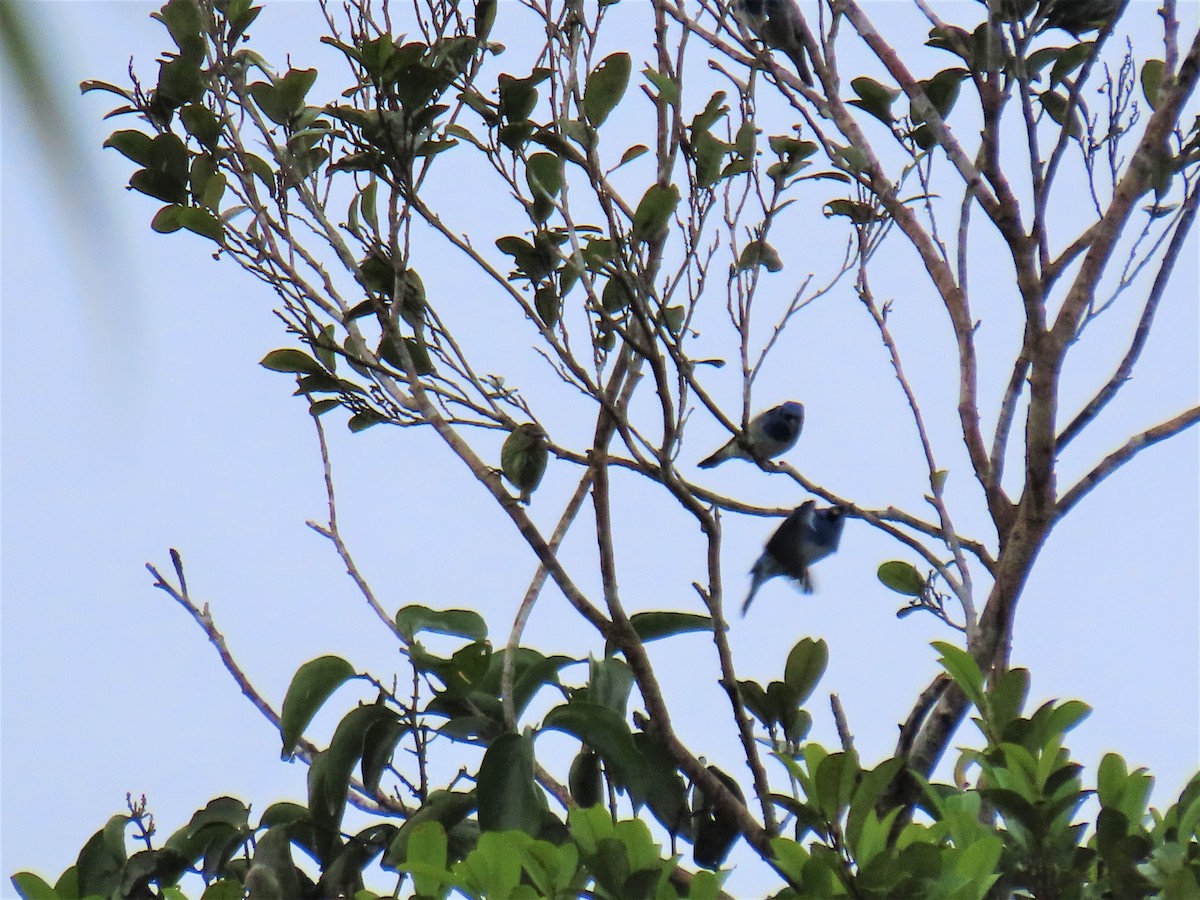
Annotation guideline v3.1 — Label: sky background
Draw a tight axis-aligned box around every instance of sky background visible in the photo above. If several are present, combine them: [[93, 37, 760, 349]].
[[3, 1, 1198, 896]]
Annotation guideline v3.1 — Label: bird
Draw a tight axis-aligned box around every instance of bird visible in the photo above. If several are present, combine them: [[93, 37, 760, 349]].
[[731, 0, 815, 87], [741, 501, 846, 615], [697, 401, 804, 469], [501, 423, 549, 504], [1039, 0, 1120, 36]]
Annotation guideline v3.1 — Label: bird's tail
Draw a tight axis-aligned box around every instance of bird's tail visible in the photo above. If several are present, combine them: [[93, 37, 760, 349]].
[[697, 443, 730, 469], [740, 583, 760, 617]]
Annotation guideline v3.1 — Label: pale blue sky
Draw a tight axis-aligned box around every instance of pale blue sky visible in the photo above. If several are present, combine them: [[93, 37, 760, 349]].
[[3, 2, 1198, 896]]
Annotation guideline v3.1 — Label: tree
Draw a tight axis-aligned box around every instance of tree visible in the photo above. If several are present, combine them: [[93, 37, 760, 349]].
[[12, 0, 1200, 896]]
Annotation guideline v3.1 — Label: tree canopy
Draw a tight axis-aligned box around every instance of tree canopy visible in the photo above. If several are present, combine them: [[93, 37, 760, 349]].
[[10, 0, 1200, 897]]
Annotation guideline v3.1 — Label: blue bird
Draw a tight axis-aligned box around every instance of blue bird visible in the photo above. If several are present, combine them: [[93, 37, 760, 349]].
[[742, 501, 846, 615], [698, 401, 804, 469], [731, 0, 814, 86]]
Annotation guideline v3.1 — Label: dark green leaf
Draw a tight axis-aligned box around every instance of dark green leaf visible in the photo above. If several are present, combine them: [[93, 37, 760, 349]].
[[279, 655, 357, 758], [477, 732, 544, 834], [543, 702, 645, 804], [569, 747, 604, 807], [783, 637, 828, 706], [76, 815, 129, 898], [181, 104, 221, 150], [601, 277, 633, 312], [151, 204, 225, 243], [394, 604, 487, 643], [185, 798, 251, 838], [361, 713, 408, 794], [526, 152, 564, 199], [585, 656, 634, 714], [382, 791, 477, 869], [103, 129, 155, 166], [584, 53, 631, 127], [631, 183, 679, 242], [625, 611, 712, 644], [1040, 90, 1083, 138], [260, 348, 325, 376], [849, 76, 899, 125]]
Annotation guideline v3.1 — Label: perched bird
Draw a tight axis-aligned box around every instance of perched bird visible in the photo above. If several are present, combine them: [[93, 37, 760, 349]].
[[1039, 0, 1120, 36], [731, 0, 815, 87], [742, 501, 846, 615], [501, 423, 549, 504], [698, 401, 804, 469]]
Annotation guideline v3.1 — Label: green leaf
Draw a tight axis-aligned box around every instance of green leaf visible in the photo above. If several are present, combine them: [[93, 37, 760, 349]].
[[845, 756, 906, 853], [849, 76, 900, 125], [103, 129, 156, 166], [277, 68, 318, 119], [383, 791, 477, 870], [631, 183, 679, 242], [783, 638, 828, 706], [150, 204, 225, 243], [624, 611, 712, 644], [916, 68, 967, 120], [257, 802, 309, 830], [1141, 58, 1165, 110], [737, 239, 784, 272], [1049, 42, 1093, 88], [813, 751, 859, 825], [877, 561, 926, 596], [661, 305, 685, 334], [534, 284, 560, 327], [569, 747, 604, 807], [934, 641, 986, 710], [403, 821, 451, 897], [279, 655, 357, 758], [616, 144, 649, 170], [584, 52, 631, 127], [310, 704, 400, 844], [185, 798, 251, 838], [586, 656, 634, 714], [542, 703, 645, 804], [180, 104, 221, 150], [9, 872, 57, 900], [526, 152, 564, 201], [249, 81, 288, 126], [477, 732, 544, 834], [601, 277, 633, 312], [200, 881, 246, 900], [824, 198, 877, 223], [260, 348, 325, 376], [361, 713, 408, 793], [1039, 90, 1083, 138], [394, 604, 488, 643], [76, 815, 129, 898], [156, 0, 202, 47], [989, 668, 1030, 734]]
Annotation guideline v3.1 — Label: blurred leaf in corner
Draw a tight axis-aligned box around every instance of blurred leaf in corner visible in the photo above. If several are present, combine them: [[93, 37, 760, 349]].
[[1, 1, 140, 357]]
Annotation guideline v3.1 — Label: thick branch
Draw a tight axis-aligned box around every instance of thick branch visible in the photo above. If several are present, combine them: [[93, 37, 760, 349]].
[[1058, 184, 1199, 448]]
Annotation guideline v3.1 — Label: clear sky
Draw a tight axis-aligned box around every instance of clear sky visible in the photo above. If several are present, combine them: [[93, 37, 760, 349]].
[[2, 1, 1197, 896]]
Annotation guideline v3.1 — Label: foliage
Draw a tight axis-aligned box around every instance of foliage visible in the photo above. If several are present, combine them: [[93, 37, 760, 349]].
[[12, 0, 1200, 896], [12, 637, 1200, 897]]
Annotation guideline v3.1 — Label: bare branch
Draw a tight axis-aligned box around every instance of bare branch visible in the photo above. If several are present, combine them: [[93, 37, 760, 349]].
[[1058, 407, 1200, 515]]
